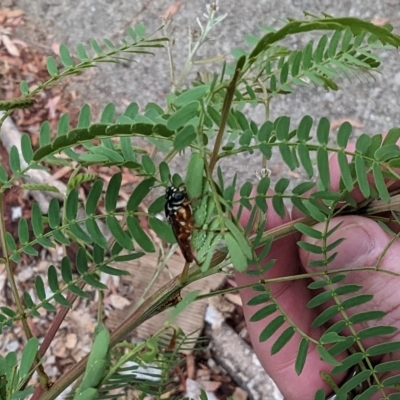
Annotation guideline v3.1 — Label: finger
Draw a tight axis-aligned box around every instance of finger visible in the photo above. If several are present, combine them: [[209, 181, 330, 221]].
[[235, 192, 346, 399], [292, 139, 400, 220], [300, 215, 400, 352]]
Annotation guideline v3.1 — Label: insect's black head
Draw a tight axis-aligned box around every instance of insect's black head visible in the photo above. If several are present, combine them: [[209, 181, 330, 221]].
[[166, 185, 186, 202], [165, 185, 187, 217]]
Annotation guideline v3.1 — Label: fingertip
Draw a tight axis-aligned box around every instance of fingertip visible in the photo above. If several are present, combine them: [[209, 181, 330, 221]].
[[299, 216, 389, 273]]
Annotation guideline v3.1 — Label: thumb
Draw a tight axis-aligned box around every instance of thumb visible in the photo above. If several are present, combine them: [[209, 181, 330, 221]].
[[299, 215, 400, 342]]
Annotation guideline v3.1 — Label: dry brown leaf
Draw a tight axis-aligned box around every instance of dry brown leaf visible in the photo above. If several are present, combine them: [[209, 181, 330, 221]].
[[1, 34, 20, 57], [196, 369, 210, 379], [46, 95, 61, 119], [232, 387, 248, 400], [10, 16, 23, 26], [4, 9, 24, 18], [371, 17, 390, 26], [224, 293, 242, 307], [288, 170, 300, 178], [121, 170, 142, 184], [186, 353, 196, 380], [65, 333, 78, 349], [161, 2, 183, 19], [198, 380, 221, 392], [330, 118, 364, 130], [108, 294, 131, 309], [51, 42, 60, 55], [0, 12, 7, 24], [11, 39, 28, 48], [47, 165, 72, 183], [53, 339, 67, 358]]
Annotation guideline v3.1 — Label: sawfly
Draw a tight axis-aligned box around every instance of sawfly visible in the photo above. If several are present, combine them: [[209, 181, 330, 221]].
[[165, 185, 196, 264]]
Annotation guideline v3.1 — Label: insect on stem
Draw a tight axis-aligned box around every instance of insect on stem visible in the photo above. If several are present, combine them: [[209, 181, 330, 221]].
[[165, 185, 197, 277]]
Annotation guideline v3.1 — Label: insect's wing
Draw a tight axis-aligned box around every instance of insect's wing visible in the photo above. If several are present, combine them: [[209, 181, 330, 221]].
[[169, 215, 194, 263]]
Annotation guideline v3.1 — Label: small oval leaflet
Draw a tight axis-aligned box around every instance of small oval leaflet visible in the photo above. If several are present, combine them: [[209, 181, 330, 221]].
[[167, 101, 200, 130]]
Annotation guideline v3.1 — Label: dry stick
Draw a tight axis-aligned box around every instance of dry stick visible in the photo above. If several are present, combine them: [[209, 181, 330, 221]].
[[38, 282, 87, 358]]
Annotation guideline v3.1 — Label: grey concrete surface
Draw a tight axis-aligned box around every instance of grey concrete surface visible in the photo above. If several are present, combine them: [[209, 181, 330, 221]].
[[12, 0, 400, 186]]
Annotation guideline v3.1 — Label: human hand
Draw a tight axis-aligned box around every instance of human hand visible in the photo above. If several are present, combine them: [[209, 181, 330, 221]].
[[235, 148, 400, 399]]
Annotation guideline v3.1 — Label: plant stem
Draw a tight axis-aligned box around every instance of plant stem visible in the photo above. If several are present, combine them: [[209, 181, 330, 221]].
[[208, 59, 244, 174], [0, 191, 49, 387]]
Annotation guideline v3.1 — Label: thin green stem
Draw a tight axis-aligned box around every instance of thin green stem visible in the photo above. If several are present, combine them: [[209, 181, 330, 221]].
[[0, 191, 49, 387], [0, 192, 31, 334]]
